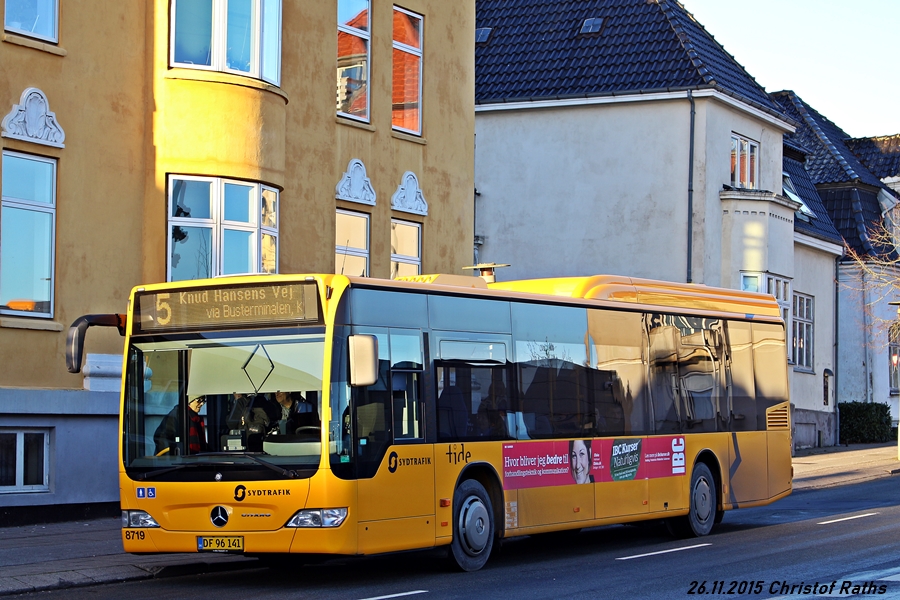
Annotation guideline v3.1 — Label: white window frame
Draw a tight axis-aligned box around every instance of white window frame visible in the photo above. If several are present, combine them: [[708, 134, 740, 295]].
[[390, 219, 421, 279], [167, 175, 279, 281], [0, 429, 50, 494], [891, 329, 900, 395], [742, 272, 791, 358], [337, 0, 371, 122], [731, 133, 759, 190], [4, 0, 58, 43], [1, 150, 56, 318], [335, 209, 369, 277], [792, 292, 814, 371], [392, 5, 423, 136], [170, 0, 282, 86]]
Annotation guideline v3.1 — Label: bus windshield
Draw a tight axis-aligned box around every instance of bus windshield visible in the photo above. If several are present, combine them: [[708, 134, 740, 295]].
[[123, 330, 326, 476]]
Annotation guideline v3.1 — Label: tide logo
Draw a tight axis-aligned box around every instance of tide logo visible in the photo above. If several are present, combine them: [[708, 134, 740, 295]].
[[672, 438, 686, 474]]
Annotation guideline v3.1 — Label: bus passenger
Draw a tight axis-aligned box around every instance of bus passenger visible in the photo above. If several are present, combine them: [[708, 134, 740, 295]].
[[274, 391, 319, 435], [476, 382, 508, 437], [154, 395, 209, 455], [569, 439, 593, 484]]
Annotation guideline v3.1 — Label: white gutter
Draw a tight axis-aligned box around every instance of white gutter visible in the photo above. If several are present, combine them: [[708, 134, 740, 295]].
[[793, 231, 844, 256], [475, 89, 796, 133]]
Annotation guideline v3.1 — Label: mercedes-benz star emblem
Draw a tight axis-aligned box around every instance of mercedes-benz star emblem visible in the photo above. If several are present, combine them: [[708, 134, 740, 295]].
[[210, 506, 229, 528]]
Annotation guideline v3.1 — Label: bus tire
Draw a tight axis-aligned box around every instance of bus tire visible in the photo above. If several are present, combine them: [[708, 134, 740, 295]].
[[667, 462, 716, 538], [449, 479, 494, 572]]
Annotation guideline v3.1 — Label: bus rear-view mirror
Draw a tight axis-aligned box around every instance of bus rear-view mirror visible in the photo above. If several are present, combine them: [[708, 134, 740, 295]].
[[348, 334, 378, 387]]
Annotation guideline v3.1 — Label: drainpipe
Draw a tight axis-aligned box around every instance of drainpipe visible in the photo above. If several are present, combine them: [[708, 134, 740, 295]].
[[862, 267, 874, 404], [834, 255, 840, 445], [686, 90, 695, 284]]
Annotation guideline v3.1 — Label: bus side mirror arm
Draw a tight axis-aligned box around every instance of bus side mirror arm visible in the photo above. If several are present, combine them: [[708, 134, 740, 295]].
[[348, 334, 378, 387], [66, 313, 127, 373]]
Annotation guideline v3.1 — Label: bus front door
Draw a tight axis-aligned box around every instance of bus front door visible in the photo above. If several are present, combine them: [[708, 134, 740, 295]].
[[355, 365, 434, 554]]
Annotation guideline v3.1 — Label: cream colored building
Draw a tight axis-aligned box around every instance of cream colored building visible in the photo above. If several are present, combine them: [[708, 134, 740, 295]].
[[0, 0, 474, 513]]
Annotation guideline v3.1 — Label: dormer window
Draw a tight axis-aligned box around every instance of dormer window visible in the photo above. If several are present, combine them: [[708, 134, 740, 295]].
[[580, 17, 603, 34], [782, 172, 815, 221], [475, 27, 492, 44]]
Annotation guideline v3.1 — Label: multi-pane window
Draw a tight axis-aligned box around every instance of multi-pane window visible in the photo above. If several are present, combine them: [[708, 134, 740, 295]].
[[0, 430, 49, 493], [391, 219, 421, 278], [168, 176, 278, 281], [4, 0, 57, 43], [767, 274, 791, 327], [170, 0, 282, 85], [792, 293, 813, 370], [335, 210, 369, 276], [337, 0, 370, 121], [742, 272, 791, 357], [392, 6, 423, 135], [1, 151, 56, 318], [731, 134, 758, 190], [890, 329, 900, 394]]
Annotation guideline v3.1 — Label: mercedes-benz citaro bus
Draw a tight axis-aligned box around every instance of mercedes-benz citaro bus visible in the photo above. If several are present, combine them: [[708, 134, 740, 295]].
[[66, 273, 791, 571]]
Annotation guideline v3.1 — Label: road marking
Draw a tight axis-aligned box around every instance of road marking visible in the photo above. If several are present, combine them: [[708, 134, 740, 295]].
[[615, 543, 711, 560], [817, 512, 878, 525], [358, 591, 428, 600]]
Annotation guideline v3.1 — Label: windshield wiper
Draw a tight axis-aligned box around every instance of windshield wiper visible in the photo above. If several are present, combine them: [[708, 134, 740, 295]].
[[216, 452, 300, 479], [135, 463, 198, 480]]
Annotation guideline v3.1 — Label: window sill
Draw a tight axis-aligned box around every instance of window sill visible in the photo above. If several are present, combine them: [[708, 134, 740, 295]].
[[792, 366, 815, 375], [336, 116, 375, 132], [391, 129, 426, 145], [165, 68, 289, 104], [0, 316, 64, 331], [2, 32, 66, 56]]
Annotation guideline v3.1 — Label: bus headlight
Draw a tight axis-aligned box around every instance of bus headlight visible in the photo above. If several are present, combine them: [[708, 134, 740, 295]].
[[122, 510, 160, 528], [285, 508, 348, 528]]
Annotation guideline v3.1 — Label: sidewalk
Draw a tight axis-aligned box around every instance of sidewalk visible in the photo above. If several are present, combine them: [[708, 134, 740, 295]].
[[1, 443, 897, 596]]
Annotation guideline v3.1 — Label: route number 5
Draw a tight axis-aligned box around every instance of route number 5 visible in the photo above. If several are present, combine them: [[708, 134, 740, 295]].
[[156, 293, 172, 326]]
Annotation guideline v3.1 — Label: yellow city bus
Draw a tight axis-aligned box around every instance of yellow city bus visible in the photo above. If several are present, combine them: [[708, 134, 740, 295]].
[[66, 273, 791, 571]]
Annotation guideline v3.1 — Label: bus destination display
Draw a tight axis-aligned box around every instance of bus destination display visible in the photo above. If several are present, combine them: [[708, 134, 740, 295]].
[[136, 282, 319, 332]]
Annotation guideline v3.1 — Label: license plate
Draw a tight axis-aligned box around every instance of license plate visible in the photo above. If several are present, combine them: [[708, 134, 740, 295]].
[[197, 536, 244, 552]]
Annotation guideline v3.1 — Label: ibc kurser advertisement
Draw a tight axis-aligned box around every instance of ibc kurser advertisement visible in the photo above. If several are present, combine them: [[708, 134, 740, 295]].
[[502, 436, 687, 490]]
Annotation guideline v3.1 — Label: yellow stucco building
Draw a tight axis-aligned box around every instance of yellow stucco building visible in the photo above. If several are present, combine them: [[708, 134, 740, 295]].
[[0, 0, 474, 515]]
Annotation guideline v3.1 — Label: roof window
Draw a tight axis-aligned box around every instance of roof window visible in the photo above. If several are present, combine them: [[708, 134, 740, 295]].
[[475, 27, 492, 43], [782, 173, 816, 221], [580, 17, 603, 34]]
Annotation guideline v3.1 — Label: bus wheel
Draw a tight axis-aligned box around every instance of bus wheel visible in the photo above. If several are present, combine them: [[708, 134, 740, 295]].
[[449, 479, 494, 572], [667, 462, 716, 538]]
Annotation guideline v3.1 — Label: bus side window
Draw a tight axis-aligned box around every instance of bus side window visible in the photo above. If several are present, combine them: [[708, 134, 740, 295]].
[[648, 322, 682, 434], [587, 309, 649, 435], [392, 371, 422, 440], [727, 321, 757, 431], [436, 365, 470, 440]]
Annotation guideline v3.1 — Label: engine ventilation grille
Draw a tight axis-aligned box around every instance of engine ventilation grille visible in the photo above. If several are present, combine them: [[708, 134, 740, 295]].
[[766, 404, 790, 430]]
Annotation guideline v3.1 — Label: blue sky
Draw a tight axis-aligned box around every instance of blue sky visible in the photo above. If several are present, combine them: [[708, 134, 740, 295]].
[[681, 0, 900, 139]]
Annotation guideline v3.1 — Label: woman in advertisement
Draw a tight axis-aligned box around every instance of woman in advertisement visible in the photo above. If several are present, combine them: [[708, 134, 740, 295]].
[[569, 439, 594, 484]]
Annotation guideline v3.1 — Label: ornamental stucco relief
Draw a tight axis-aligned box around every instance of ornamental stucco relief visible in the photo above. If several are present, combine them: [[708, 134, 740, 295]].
[[335, 158, 376, 205], [2, 88, 65, 148], [391, 171, 428, 216]]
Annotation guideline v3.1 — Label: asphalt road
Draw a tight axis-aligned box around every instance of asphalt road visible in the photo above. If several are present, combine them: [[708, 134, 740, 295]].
[[12, 475, 900, 599]]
